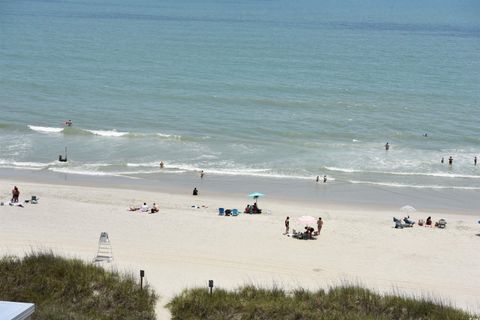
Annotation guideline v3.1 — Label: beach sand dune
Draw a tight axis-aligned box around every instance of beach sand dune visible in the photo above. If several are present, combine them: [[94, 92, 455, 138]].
[[1, 180, 479, 319]]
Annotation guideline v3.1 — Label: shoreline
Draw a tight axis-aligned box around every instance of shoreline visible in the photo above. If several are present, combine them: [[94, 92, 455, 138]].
[[1, 167, 480, 215]]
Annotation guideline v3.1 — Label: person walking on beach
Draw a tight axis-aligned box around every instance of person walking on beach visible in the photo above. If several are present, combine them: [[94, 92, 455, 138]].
[[323, 175, 327, 183], [285, 216, 290, 234], [475, 156, 477, 166], [200, 170, 204, 179], [317, 217, 323, 235], [385, 142, 390, 151], [448, 156, 453, 166], [11, 186, 19, 203]]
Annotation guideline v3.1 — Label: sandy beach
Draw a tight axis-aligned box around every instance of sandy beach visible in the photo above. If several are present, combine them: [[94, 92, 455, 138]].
[[1, 177, 480, 319]]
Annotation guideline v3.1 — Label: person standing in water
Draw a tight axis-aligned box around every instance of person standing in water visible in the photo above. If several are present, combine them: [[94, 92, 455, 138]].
[[475, 156, 477, 166], [159, 161, 164, 169], [441, 157, 444, 164], [448, 156, 453, 166], [385, 142, 390, 150], [316, 176, 319, 183], [323, 175, 327, 183], [200, 170, 204, 179]]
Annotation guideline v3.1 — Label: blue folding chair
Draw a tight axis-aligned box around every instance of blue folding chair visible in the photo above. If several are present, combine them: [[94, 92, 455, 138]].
[[218, 208, 225, 216], [232, 209, 239, 216]]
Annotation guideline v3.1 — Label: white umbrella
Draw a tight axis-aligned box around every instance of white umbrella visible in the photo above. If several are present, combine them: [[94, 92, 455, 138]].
[[400, 205, 416, 213], [297, 215, 316, 226]]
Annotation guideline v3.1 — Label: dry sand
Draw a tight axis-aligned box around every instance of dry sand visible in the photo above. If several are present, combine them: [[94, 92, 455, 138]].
[[1, 179, 479, 319]]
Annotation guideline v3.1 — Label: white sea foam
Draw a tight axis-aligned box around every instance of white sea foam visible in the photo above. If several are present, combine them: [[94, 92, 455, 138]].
[[0, 160, 55, 170], [325, 167, 361, 173], [325, 167, 480, 179], [126, 162, 159, 168], [28, 125, 63, 133], [48, 167, 122, 176], [156, 133, 181, 139], [349, 180, 480, 190], [166, 162, 317, 180], [87, 129, 129, 137]]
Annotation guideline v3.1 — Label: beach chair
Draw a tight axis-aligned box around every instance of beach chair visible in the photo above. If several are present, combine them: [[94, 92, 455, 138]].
[[393, 217, 405, 229], [93, 232, 113, 263], [403, 217, 415, 227], [437, 219, 447, 228], [232, 209, 239, 216], [218, 208, 225, 216], [31, 196, 38, 204]]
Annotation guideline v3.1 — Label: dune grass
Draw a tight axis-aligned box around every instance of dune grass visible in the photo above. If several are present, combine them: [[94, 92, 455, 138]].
[[0, 252, 157, 320], [167, 285, 474, 320]]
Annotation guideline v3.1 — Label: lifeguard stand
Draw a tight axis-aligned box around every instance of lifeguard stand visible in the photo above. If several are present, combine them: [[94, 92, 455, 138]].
[[94, 232, 113, 263]]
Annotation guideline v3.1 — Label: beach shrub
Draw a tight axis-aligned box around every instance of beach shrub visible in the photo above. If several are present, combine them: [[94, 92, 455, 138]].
[[0, 252, 157, 320], [167, 285, 474, 320]]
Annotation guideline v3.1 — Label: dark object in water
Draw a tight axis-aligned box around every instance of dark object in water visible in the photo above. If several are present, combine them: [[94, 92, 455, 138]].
[[58, 147, 68, 162]]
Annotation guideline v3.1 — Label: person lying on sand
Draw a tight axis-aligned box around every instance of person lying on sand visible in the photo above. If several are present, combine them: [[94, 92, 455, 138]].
[[150, 203, 159, 214], [128, 206, 140, 211], [9, 202, 24, 208]]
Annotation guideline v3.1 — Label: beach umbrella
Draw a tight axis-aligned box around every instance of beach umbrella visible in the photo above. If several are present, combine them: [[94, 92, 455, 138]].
[[400, 205, 416, 213], [248, 192, 264, 204], [297, 215, 316, 226]]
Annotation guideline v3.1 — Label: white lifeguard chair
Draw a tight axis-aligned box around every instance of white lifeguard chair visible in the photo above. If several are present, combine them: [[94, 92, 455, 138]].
[[94, 232, 113, 263]]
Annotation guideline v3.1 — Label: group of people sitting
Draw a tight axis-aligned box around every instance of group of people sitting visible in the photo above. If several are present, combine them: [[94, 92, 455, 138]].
[[419, 216, 447, 228], [244, 203, 261, 214], [129, 202, 159, 214], [394, 216, 446, 229], [292, 227, 317, 240], [393, 216, 416, 228]]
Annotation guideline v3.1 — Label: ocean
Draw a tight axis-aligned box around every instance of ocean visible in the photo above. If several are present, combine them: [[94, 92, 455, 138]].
[[1, 0, 480, 191]]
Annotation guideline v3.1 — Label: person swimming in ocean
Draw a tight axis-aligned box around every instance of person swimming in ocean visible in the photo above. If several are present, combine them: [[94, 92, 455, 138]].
[[65, 120, 73, 127]]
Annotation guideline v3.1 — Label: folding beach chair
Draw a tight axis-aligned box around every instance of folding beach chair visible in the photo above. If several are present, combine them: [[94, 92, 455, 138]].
[[437, 219, 447, 228], [93, 232, 113, 262], [232, 209, 239, 216], [31, 196, 38, 204], [218, 208, 225, 216]]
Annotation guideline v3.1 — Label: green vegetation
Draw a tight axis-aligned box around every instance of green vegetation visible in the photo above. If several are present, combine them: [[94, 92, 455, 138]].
[[168, 285, 474, 320], [0, 252, 157, 320]]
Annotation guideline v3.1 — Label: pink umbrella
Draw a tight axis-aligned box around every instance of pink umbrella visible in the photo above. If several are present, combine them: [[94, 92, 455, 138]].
[[297, 215, 316, 226]]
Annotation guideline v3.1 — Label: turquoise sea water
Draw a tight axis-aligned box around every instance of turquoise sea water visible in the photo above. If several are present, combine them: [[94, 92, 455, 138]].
[[1, 0, 480, 190]]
